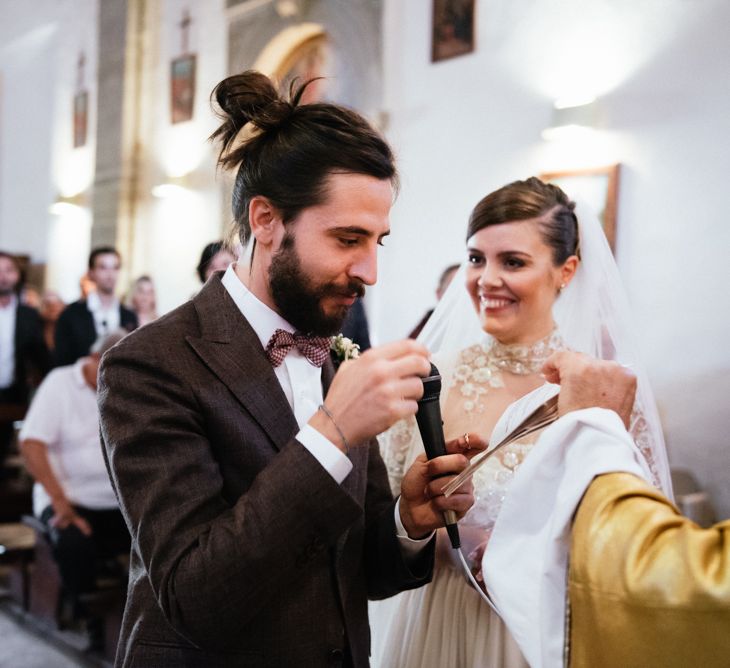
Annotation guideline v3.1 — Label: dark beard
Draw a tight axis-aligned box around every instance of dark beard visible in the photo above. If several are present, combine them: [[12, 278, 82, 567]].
[[269, 232, 365, 336]]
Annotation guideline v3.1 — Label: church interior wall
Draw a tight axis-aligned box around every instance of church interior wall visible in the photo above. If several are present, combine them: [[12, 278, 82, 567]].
[[129, 0, 229, 312], [377, 0, 730, 515], [0, 0, 97, 301], [0, 0, 728, 514]]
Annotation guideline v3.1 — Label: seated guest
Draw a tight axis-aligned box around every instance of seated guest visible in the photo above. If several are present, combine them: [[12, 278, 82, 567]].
[[21, 284, 42, 309], [0, 251, 49, 474], [19, 330, 131, 634], [125, 275, 158, 328], [39, 289, 65, 353], [54, 247, 137, 367], [196, 241, 236, 284]]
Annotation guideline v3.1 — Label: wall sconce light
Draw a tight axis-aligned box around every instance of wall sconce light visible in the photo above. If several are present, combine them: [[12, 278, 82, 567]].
[[542, 97, 600, 141], [49, 192, 87, 215], [275, 0, 302, 18], [151, 183, 189, 199], [151, 174, 194, 199]]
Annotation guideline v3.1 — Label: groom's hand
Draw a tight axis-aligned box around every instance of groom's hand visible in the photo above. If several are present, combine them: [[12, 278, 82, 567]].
[[543, 351, 637, 428], [398, 453, 474, 539], [308, 340, 431, 451]]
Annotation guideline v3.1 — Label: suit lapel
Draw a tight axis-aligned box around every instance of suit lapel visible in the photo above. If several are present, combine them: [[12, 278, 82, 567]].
[[186, 277, 298, 452]]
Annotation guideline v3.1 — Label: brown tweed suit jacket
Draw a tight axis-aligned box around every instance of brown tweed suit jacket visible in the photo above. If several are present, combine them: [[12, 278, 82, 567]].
[[98, 274, 434, 667]]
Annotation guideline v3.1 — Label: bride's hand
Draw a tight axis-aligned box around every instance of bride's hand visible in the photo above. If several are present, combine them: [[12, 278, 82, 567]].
[[446, 432, 488, 460]]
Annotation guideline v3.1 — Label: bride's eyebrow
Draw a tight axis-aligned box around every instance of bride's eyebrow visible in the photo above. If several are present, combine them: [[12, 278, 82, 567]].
[[498, 250, 531, 258]]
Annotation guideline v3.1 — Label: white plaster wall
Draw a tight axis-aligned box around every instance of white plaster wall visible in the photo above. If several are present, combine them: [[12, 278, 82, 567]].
[[0, 0, 226, 309], [0, 0, 97, 300], [129, 0, 229, 314], [379, 0, 730, 513]]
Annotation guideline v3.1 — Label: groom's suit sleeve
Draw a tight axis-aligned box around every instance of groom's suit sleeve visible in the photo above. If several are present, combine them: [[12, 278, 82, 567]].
[[98, 330, 432, 652], [362, 435, 435, 600], [569, 472, 730, 667]]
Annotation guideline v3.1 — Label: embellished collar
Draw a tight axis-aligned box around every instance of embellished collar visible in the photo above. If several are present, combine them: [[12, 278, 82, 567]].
[[485, 329, 565, 375]]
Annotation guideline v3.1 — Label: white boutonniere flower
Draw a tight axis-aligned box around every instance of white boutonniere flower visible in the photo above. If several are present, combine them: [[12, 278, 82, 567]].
[[331, 334, 360, 363]]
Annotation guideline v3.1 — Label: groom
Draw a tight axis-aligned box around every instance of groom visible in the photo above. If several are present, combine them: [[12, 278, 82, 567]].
[[98, 71, 473, 668]]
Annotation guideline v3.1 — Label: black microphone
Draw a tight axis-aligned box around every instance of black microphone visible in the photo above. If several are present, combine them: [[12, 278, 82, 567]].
[[416, 362, 461, 549]]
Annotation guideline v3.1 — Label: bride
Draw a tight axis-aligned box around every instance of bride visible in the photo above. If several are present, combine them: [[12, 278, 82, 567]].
[[370, 177, 672, 668]]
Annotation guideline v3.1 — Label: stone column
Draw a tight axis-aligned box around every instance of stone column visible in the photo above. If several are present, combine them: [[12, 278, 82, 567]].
[[91, 0, 152, 280]]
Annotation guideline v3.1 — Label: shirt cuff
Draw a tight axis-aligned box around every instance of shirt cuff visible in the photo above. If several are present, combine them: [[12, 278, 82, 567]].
[[394, 497, 434, 556], [297, 424, 353, 485]]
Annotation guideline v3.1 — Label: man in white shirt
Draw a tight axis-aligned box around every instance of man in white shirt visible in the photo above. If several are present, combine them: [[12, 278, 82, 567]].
[[98, 71, 474, 667], [20, 330, 130, 625]]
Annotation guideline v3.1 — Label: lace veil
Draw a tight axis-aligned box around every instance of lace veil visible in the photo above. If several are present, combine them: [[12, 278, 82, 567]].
[[415, 200, 673, 497]]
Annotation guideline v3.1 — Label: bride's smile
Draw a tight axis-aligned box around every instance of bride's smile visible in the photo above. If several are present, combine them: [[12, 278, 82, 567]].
[[466, 218, 577, 345]]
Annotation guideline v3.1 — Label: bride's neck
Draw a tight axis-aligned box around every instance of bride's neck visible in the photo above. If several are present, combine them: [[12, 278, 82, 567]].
[[493, 322, 557, 347]]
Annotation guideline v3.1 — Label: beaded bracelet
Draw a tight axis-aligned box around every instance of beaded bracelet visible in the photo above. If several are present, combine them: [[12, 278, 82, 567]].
[[318, 403, 350, 454]]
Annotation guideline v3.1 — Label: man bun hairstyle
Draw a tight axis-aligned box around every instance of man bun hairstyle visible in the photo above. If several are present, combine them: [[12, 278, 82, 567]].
[[467, 176, 580, 265], [210, 70, 397, 246]]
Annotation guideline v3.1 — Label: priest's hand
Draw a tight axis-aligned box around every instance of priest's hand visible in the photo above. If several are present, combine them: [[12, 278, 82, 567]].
[[542, 351, 637, 428]]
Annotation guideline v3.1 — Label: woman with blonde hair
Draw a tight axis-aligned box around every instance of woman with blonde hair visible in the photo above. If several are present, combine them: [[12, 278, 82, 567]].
[[126, 275, 158, 328]]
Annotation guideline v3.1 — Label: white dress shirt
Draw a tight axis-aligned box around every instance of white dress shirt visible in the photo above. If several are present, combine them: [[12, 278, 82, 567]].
[[221, 265, 429, 549], [0, 295, 17, 389], [86, 291, 121, 337], [221, 265, 353, 482]]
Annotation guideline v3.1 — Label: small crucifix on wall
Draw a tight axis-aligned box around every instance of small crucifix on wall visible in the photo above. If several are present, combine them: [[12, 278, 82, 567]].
[[73, 52, 89, 147], [170, 8, 197, 124]]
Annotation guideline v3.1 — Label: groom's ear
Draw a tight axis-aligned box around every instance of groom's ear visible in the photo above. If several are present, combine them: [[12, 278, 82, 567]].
[[249, 196, 283, 248]]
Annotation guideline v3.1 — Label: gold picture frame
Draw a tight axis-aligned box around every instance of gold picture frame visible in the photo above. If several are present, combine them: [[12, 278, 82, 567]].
[[540, 164, 621, 252], [170, 54, 196, 124]]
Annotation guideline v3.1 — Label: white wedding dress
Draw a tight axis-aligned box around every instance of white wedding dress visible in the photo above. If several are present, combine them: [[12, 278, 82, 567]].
[[370, 334, 558, 668], [370, 333, 666, 668]]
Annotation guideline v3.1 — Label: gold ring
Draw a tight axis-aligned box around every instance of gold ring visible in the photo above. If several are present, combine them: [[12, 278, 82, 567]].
[[463, 433, 470, 448]]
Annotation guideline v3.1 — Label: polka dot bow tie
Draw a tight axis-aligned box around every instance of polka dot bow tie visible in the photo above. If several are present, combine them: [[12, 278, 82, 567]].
[[265, 328, 331, 368]]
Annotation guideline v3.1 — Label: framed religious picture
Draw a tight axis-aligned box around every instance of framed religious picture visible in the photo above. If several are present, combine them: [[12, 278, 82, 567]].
[[73, 90, 88, 148], [431, 0, 476, 63], [540, 164, 621, 252], [170, 53, 196, 124]]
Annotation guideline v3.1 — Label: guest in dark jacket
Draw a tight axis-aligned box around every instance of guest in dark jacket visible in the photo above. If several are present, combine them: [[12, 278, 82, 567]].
[[0, 251, 49, 472], [54, 247, 137, 367], [408, 263, 460, 339]]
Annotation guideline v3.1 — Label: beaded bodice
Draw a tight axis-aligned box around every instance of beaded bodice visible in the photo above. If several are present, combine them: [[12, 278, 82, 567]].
[[380, 329, 664, 540], [447, 330, 565, 417], [380, 332, 566, 535]]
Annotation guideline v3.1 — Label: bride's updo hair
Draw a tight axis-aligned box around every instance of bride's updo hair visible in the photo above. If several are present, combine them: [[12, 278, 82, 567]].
[[466, 177, 580, 264], [210, 70, 397, 246]]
